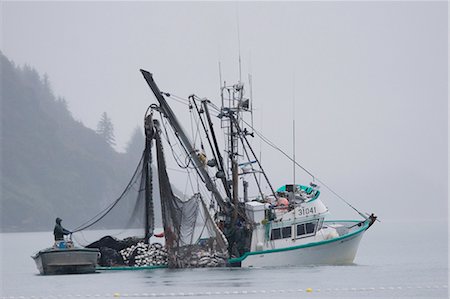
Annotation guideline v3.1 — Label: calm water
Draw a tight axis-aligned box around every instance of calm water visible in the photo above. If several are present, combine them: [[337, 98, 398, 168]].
[[0, 220, 447, 299]]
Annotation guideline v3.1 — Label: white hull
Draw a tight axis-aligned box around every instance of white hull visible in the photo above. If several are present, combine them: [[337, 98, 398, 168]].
[[229, 220, 369, 268]]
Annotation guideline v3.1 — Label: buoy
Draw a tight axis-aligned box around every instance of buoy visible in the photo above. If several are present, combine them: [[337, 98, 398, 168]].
[[306, 288, 313, 293], [276, 197, 289, 207], [154, 232, 164, 238], [114, 292, 120, 297], [276, 197, 289, 212]]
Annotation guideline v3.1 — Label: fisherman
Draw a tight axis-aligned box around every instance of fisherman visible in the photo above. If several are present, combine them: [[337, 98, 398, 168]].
[[53, 217, 71, 242], [235, 218, 249, 256]]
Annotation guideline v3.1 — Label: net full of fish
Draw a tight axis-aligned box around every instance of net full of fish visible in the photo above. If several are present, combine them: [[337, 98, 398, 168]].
[[169, 245, 229, 268], [119, 242, 168, 267]]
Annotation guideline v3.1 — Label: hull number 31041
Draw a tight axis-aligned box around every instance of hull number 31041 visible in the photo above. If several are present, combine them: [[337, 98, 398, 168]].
[[298, 206, 317, 216]]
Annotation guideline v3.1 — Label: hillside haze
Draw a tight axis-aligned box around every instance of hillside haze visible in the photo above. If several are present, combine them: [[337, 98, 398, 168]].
[[0, 53, 157, 232]]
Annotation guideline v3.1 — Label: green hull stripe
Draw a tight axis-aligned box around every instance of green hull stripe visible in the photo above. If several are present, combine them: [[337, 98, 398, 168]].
[[228, 220, 369, 264], [97, 221, 369, 269], [97, 265, 167, 271]]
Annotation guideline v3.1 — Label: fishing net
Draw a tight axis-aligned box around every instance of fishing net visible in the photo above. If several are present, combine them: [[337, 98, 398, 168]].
[[75, 115, 229, 269], [154, 119, 229, 268], [73, 116, 160, 268], [72, 135, 158, 236]]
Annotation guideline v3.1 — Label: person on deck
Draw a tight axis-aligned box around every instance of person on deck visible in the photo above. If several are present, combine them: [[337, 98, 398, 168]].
[[53, 217, 71, 241]]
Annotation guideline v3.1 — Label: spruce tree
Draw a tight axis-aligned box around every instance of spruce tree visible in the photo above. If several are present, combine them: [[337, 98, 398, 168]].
[[96, 112, 116, 146]]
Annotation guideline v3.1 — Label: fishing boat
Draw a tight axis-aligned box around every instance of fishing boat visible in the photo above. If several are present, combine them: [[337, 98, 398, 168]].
[[229, 198, 374, 267], [136, 69, 377, 268], [32, 238, 99, 275]]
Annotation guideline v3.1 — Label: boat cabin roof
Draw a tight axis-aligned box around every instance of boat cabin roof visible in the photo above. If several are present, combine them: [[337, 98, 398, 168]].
[[276, 184, 320, 201]]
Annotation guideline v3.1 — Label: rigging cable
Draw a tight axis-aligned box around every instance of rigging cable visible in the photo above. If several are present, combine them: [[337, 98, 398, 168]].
[[157, 111, 207, 185], [72, 153, 145, 232], [160, 112, 191, 169], [156, 92, 368, 219], [240, 118, 369, 219], [235, 125, 264, 200], [229, 115, 278, 200]]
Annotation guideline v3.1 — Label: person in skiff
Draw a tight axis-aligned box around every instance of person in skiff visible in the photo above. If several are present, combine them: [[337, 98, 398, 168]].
[[53, 217, 71, 242]]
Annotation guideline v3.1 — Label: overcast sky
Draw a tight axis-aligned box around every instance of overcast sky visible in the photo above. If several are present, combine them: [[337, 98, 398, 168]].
[[2, 1, 447, 221]]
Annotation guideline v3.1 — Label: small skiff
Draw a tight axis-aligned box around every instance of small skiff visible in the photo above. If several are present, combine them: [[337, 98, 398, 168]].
[[32, 246, 99, 275]]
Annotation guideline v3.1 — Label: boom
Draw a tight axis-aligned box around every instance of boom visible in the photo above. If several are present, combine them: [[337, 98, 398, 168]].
[[140, 70, 228, 210]]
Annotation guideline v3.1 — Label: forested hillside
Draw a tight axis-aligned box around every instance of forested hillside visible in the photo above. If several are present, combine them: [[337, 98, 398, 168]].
[[1, 52, 154, 232]]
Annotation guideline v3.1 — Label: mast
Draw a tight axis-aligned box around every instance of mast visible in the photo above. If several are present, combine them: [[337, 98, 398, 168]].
[[202, 100, 232, 200], [292, 72, 296, 190], [219, 82, 243, 225], [143, 113, 155, 243], [140, 70, 228, 211], [229, 114, 278, 199], [230, 118, 239, 223]]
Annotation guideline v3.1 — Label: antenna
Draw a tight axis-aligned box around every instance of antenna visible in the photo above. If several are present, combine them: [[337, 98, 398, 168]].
[[218, 61, 223, 90], [236, 4, 242, 82], [292, 71, 296, 189], [249, 52, 254, 128], [218, 44, 223, 90], [249, 73, 254, 128]]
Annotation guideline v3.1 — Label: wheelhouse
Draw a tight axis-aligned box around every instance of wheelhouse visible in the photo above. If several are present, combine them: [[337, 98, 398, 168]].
[[270, 218, 324, 241]]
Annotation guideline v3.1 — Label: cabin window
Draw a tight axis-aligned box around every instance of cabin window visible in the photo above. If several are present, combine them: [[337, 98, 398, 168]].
[[271, 228, 282, 240], [296, 224, 306, 236], [271, 226, 292, 240], [282, 226, 292, 238], [296, 221, 318, 238], [305, 222, 315, 234], [317, 218, 324, 231]]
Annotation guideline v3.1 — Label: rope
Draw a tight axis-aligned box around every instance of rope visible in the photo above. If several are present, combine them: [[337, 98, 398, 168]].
[[239, 117, 369, 219], [158, 110, 207, 185], [72, 153, 145, 232], [160, 113, 191, 169], [157, 93, 368, 219]]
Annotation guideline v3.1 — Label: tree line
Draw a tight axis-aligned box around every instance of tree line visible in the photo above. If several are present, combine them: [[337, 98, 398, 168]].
[[0, 52, 161, 232]]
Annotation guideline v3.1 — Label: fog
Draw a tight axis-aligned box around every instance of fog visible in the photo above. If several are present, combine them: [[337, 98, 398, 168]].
[[2, 1, 447, 222]]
